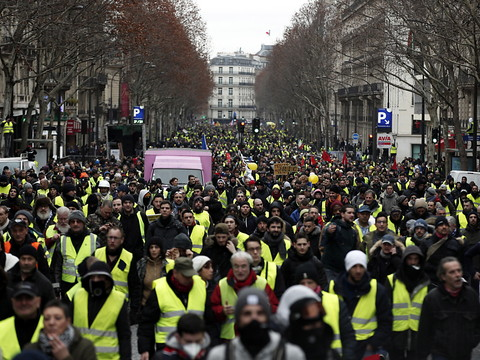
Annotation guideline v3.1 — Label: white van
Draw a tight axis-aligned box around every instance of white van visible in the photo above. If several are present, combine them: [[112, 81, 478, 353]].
[[449, 171, 480, 185]]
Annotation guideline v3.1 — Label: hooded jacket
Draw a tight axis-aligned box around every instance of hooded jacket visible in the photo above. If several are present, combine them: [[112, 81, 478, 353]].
[[201, 235, 238, 282], [281, 247, 327, 289]]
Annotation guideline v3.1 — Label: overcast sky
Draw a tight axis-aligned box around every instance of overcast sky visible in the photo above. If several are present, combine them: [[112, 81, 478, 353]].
[[195, 0, 306, 57]]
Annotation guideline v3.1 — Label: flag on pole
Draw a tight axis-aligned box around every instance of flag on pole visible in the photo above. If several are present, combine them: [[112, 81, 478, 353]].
[[310, 156, 317, 166], [298, 139, 303, 149], [266, 30, 271, 36], [201, 134, 208, 150], [321, 150, 331, 162], [391, 157, 398, 170], [342, 152, 348, 166]]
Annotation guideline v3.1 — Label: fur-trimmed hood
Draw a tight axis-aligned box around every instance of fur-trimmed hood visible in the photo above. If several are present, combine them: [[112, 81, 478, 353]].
[[369, 238, 405, 256], [204, 233, 238, 248]]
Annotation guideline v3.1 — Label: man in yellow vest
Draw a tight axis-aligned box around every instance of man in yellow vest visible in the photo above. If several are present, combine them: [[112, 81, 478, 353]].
[[0, 282, 43, 360], [385, 246, 429, 360], [181, 209, 206, 254], [262, 216, 291, 266], [118, 195, 148, 262], [138, 257, 206, 358], [244, 235, 285, 299], [72, 261, 131, 359], [52, 210, 98, 297], [210, 251, 278, 341], [94, 226, 139, 314], [1, 116, 15, 157], [328, 250, 392, 359]]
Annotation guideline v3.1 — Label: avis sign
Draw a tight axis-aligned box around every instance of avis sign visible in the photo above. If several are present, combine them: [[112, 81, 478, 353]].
[[377, 108, 392, 130], [377, 133, 393, 149]]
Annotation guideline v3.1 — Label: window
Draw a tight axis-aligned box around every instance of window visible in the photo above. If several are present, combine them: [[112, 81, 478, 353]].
[[229, 77, 233, 84], [228, 111, 233, 119], [228, 88, 233, 95], [218, 88, 222, 95], [219, 67, 223, 74], [218, 77, 223, 84], [229, 67, 233, 74], [228, 99, 233, 107], [218, 99, 222, 107], [218, 111, 222, 118]]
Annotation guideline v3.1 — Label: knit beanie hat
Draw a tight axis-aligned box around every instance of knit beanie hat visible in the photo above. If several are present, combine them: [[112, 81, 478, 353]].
[[344, 250, 367, 272], [68, 210, 86, 224], [19, 244, 37, 260], [62, 183, 76, 194], [173, 233, 192, 250], [214, 223, 229, 235], [204, 184, 215, 193], [414, 198, 428, 210], [121, 194, 135, 204], [414, 219, 428, 230], [14, 210, 34, 224], [234, 287, 270, 323], [192, 255, 211, 273], [294, 262, 321, 285]]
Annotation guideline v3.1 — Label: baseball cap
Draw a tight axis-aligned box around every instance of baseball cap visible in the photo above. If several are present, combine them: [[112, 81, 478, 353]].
[[174, 257, 197, 277], [358, 205, 372, 213], [12, 282, 39, 298], [10, 218, 28, 229], [435, 216, 449, 228], [381, 234, 395, 245]]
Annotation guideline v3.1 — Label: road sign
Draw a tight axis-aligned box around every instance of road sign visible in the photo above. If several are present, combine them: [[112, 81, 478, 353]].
[[377, 133, 393, 148], [377, 108, 392, 130], [133, 106, 144, 124], [463, 135, 480, 141], [352, 133, 359, 140]]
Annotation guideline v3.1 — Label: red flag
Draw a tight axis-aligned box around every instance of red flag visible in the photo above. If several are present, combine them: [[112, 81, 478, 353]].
[[226, 152, 231, 163], [321, 151, 331, 162], [300, 158, 305, 167], [310, 156, 317, 166], [342, 152, 348, 166], [391, 157, 398, 170]]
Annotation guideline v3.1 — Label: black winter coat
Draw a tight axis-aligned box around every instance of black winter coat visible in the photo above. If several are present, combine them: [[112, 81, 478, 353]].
[[417, 284, 480, 359], [281, 247, 328, 289]]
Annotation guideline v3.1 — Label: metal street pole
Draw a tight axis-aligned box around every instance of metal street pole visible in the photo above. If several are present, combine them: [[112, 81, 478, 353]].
[[473, 76, 478, 170], [421, 76, 426, 163]]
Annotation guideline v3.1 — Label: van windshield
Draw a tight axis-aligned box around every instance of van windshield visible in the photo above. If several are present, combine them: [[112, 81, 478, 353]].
[[152, 169, 203, 185]]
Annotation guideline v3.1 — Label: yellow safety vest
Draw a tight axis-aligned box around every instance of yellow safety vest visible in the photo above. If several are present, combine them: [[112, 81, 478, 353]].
[[37, 188, 49, 197], [153, 275, 206, 344], [329, 279, 378, 341], [458, 213, 468, 229], [218, 191, 228, 209], [193, 211, 210, 230], [190, 225, 206, 253], [261, 239, 291, 266], [146, 208, 157, 216], [0, 184, 10, 195], [73, 288, 125, 360], [0, 315, 43, 360], [387, 274, 428, 332], [455, 199, 464, 214], [391, 146, 397, 154], [322, 291, 342, 355], [60, 233, 97, 283], [388, 218, 401, 235], [3, 121, 14, 134], [405, 237, 416, 247], [119, 211, 145, 243], [219, 276, 267, 339], [467, 194, 480, 208], [259, 261, 277, 290], [94, 247, 132, 299]]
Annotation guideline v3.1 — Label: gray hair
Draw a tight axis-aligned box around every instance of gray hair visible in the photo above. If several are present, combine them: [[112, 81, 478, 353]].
[[101, 200, 113, 208], [56, 206, 70, 217], [230, 251, 253, 266], [446, 216, 456, 226]]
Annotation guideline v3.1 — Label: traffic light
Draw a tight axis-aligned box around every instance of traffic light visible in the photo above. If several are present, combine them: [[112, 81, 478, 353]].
[[368, 134, 373, 143], [237, 120, 245, 133], [432, 128, 439, 144], [252, 118, 260, 134]]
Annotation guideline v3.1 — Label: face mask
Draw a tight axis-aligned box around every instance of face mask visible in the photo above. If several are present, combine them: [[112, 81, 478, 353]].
[[89, 280, 107, 297], [182, 343, 202, 359], [238, 320, 270, 349]]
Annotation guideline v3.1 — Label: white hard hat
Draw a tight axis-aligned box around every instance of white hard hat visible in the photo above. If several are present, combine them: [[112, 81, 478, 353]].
[[98, 180, 110, 188]]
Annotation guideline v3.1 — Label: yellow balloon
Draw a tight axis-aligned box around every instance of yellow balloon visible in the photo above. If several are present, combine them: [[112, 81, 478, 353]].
[[248, 163, 258, 171], [309, 174, 319, 184]]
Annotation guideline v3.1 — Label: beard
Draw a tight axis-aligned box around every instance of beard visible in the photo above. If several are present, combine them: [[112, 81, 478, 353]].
[[36, 209, 52, 221], [56, 223, 70, 234]]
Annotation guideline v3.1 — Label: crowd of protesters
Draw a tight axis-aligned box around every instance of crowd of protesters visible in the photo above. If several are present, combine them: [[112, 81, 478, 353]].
[[0, 124, 479, 360]]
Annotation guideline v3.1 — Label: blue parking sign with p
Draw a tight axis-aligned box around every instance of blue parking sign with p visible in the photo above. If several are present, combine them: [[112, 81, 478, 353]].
[[378, 108, 392, 130], [133, 106, 144, 124]]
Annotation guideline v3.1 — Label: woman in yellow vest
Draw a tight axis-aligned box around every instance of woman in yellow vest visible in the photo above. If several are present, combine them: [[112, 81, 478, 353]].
[[24, 300, 97, 360], [384, 246, 429, 360]]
